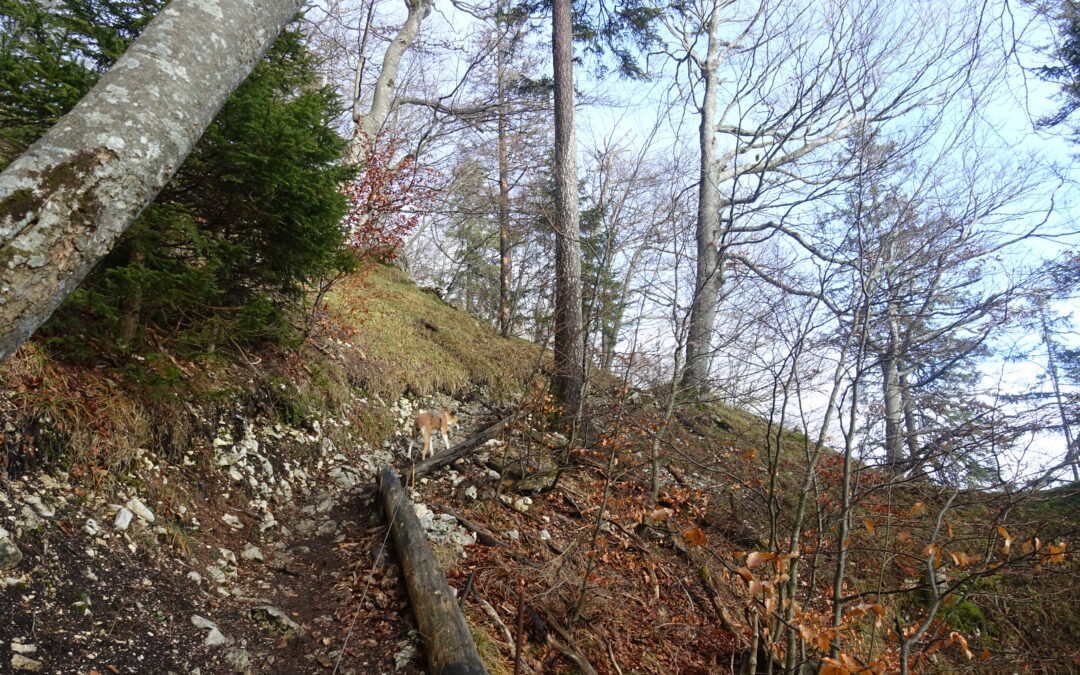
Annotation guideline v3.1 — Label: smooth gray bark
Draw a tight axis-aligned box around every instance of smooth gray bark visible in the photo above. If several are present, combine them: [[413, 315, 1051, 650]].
[[346, 0, 432, 164], [681, 1, 723, 393], [0, 0, 303, 363]]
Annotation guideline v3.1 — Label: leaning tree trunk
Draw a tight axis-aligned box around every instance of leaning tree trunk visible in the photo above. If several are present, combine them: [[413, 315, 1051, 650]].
[[551, 0, 585, 415], [0, 0, 303, 364]]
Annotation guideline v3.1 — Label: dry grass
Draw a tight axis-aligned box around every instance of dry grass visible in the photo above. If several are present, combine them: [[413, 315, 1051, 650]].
[[323, 264, 546, 402], [0, 342, 151, 485]]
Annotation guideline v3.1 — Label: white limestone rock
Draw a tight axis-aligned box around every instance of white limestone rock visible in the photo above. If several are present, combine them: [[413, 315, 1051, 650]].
[[113, 507, 134, 531]]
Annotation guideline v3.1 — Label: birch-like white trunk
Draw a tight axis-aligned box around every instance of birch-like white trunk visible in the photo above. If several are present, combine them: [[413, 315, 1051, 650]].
[[346, 0, 432, 164], [0, 0, 304, 363]]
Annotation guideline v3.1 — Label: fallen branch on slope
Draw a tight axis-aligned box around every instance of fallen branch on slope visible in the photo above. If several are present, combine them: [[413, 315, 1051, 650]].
[[377, 466, 486, 674], [408, 410, 530, 481]]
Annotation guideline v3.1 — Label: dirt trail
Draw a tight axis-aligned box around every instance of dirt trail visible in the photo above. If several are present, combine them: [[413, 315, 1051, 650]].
[[1, 397, 486, 674]]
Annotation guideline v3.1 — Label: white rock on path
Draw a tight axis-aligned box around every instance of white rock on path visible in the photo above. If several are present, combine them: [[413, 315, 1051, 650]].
[[222, 513, 243, 529], [24, 495, 54, 519], [125, 497, 155, 523], [113, 507, 134, 531], [10, 653, 42, 671], [241, 544, 264, 562], [191, 615, 229, 647], [0, 527, 22, 571], [250, 606, 305, 640]]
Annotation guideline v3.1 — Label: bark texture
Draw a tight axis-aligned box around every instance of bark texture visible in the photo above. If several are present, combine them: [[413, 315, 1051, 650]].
[[0, 0, 303, 363], [551, 0, 585, 414], [497, 32, 513, 338], [377, 467, 487, 675]]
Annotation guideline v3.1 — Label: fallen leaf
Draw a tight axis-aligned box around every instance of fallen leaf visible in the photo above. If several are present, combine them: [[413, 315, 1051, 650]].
[[649, 507, 675, 521], [682, 526, 707, 548], [746, 551, 775, 569], [1048, 542, 1067, 564], [749, 579, 763, 597]]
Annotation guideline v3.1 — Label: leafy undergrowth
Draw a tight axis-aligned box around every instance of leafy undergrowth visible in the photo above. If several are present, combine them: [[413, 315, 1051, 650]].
[[2, 264, 1079, 674], [398, 389, 1080, 674]]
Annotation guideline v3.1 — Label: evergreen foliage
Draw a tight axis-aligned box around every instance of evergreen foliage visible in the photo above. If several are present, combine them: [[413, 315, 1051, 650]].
[[0, 0, 355, 354], [1038, 0, 1080, 129]]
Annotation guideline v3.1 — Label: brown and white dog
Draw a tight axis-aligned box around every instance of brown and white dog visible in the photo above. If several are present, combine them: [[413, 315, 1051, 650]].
[[408, 409, 459, 460]]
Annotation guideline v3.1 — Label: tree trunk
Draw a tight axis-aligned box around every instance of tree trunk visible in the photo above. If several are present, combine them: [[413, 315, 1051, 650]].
[[882, 310, 904, 468], [0, 0, 302, 364], [1041, 306, 1079, 480], [497, 25, 513, 338], [551, 0, 585, 415], [117, 248, 144, 348], [377, 467, 487, 674], [881, 358, 905, 468], [681, 4, 724, 395], [346, 0, 432, 164], [900, 369, 921, 463]]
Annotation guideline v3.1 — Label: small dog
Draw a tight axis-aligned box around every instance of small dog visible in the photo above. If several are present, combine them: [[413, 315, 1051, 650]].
[[408, 409, 459, 460]]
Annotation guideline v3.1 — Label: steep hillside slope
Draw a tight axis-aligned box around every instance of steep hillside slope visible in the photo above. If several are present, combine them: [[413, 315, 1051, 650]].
[[0, 263, 544, 673], [1, 263, 1078, 674]]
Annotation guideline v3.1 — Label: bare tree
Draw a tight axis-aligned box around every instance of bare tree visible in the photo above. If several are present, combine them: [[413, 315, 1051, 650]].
[[665, 0, 997, 393], [344, 0, 433, 164], [0, 0, 303, 363]]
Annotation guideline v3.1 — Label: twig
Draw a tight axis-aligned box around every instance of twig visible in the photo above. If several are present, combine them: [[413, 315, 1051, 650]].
[[438, 504, 507, 548], [229, 338, 262, 369], [476, 596, 514, 646], [514, 580, 526, 675], [459, 571, 475, 607], [698, 563, 745, 641], [527, 605, 599, 675], [607, 640, 625, 675]]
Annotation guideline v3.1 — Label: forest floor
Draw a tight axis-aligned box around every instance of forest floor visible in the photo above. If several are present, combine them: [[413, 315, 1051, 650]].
[[2, 264, 1079, 674]]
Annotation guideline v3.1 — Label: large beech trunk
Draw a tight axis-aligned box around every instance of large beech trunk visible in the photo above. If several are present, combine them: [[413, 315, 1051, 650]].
[[0, 0, 303, 363]]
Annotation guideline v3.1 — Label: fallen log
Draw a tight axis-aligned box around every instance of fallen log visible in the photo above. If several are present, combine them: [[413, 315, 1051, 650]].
[[408, 410, 529, 481], [377, 466, 487, 675]]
